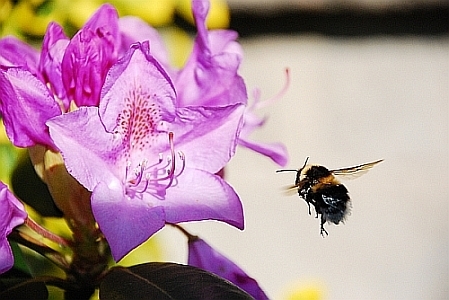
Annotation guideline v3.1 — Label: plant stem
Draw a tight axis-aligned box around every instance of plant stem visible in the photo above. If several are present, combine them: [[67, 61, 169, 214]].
[[24, 216, 71, 248], [168, 223, 199, 242]]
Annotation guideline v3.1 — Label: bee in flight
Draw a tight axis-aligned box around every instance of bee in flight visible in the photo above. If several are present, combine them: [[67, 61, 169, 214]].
[[277, 158, 383, 236]]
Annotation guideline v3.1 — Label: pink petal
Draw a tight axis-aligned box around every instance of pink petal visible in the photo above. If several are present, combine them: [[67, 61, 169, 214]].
[[0, 67, 61, 148], [173, 104, 245, 173], [161, 168, 244, 230], [62, 4, 119, 106], [47, 107, 121, 191], [188, 238, 269, 300], [0, 36, 39, 72], [99, 42, 176, 133], [238, 138, 289, 167], [39, 22, 70, 109], [0, 182, 27, 274], [118, 16, 170, 68], [91, 181, 165, 261], [174, 0, 247, 107]]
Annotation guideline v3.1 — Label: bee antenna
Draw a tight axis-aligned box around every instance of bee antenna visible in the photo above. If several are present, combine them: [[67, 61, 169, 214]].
[[276, 156, 311, 173], [276, 169, 298, 173], [302, 156, 310, 169]]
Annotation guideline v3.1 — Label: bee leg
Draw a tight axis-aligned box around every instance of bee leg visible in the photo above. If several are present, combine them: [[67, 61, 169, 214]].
[[320, 227, 328, 237], [306, 198, 318, 217], [320, 215, 328, 237], [312, 204, 319, 218]]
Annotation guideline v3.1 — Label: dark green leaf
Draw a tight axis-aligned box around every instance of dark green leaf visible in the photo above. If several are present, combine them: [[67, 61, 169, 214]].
[[0, 267, 31, 291], [99, 262, 254, 300], [0, 271, 48, 300], [11, 154, 62, 217]]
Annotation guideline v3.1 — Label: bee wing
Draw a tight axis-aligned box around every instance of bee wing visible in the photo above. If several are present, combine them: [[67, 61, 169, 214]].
[[282, 185, 298, 196], [331, 159, 383, 180]]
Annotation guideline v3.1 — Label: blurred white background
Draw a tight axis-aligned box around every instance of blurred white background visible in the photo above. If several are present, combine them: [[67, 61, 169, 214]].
[[159, 34, 448, 299]]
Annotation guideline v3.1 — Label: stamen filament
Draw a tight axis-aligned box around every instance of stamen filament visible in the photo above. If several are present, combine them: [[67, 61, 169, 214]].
[[162, 132, 176, 189], [255, 68, 290, 110], [125, 161, 132, 179], [176, 152, 186, 176], [136, 174, 150, 193], [125, 131, 185, 196], [131, 162, 145, 186]]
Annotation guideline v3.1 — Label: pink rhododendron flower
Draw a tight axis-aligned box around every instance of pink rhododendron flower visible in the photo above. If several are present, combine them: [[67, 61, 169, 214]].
[[0, 0, 287, 297], [47, 42, 245, 261], [0, 0, 285, 263], [0, 4, 119, 148], [173, 0, 247, 107], [0, 182, 27, 274]]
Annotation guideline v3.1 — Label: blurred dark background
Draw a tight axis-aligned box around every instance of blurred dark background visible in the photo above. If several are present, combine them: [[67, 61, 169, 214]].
[[176, 1, 449, 36]]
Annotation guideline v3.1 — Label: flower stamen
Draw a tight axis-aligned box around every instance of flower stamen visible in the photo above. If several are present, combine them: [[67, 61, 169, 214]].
[[124, 132, 185, 197], [135, 173, 150, 193], [128, 160, 146, 186], [253, 68, 290, 110], [156, 132, 176, 181], [176, 152, 186, 177]]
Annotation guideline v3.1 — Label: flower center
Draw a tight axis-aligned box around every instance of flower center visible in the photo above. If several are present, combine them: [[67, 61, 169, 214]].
[[116, 85, 163, 154], [124, 132, 185, 199]]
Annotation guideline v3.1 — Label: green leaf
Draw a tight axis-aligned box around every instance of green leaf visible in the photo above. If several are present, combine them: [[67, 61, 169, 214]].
[[10, 241, 31, 275], [99, 262, 254, 300]]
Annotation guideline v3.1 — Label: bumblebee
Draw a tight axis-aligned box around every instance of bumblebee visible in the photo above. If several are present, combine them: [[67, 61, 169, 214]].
[[277, 158, 383, 236]]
